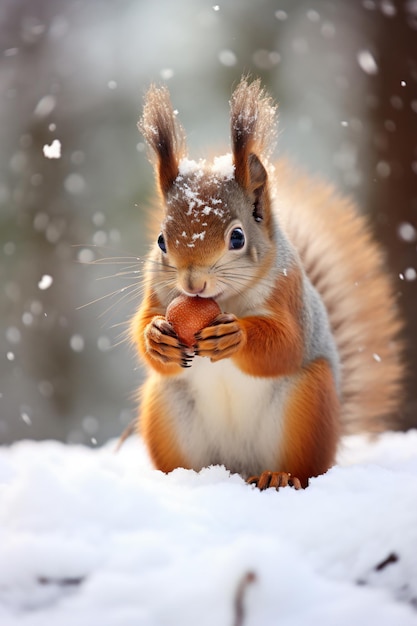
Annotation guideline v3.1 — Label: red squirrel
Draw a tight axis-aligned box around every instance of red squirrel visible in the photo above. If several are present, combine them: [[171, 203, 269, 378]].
[[130, 77, 403, 490]]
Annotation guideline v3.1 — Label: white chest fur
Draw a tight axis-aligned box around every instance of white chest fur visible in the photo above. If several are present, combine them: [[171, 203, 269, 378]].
[[164, 356, 294, 477]]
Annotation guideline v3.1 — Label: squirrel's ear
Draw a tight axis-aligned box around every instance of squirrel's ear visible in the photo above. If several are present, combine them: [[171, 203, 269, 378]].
[[230, 77, 277, 193], [138, 85, 187, 196], [248, 153, 268, 222]]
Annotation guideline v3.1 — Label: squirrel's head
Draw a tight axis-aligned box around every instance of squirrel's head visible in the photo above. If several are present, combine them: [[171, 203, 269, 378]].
[[138, 77, 278, 304]]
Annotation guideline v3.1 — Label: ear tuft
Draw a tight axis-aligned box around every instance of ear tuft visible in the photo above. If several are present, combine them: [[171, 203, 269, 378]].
[[138, 85, 187, 195], [230, 77, 277, 190]]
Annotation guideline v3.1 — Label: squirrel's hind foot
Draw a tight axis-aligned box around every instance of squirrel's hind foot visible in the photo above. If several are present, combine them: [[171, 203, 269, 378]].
[[247, 471, 303, 491]]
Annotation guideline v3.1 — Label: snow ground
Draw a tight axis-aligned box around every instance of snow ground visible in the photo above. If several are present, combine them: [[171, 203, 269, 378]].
[[0, 431, 416, 626]]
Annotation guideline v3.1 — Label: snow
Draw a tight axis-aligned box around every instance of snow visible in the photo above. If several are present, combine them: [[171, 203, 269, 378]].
[[212, 153, 235, 180], [42, 140, 61, 159], [160, 68, 174, 80], [34, 95, 57, 118], [37, 274, 53, 291], [178, 153, 234, 181], [357, 50, 379, 75], [404, 268, 416, 281], [0, 431, 417, 625], [398, 222, 417, 243], [171, 155, 235, 248], [218, 49, 238, 67]]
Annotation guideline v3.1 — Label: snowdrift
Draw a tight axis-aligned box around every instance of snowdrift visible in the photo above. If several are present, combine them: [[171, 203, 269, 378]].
[[0, 431, 416, 625]]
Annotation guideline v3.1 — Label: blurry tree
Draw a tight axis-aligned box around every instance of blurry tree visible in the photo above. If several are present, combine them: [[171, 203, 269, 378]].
[[368, 1, 417, 428], [0, 0, 416, 445]]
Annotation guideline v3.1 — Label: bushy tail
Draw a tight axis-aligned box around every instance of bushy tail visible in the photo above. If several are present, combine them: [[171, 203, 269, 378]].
[[276, 163, 404, 434]]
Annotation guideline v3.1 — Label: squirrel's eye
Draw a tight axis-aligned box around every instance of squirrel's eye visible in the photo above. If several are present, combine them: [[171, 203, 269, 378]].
[[157, 233, 167, 253], [229, 227, 245, 250]]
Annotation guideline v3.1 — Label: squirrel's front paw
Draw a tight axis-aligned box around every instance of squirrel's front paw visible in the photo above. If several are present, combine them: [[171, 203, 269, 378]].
[[194, 313, 245, 362], [145, 316, 193, 368]]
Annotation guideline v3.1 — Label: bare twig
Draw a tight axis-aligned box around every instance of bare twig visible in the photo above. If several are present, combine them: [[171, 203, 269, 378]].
[[374, 552, 399, 572], [38, 576, 85, 586], [233, 570, 257, 626], [114, 419, 137, 452]]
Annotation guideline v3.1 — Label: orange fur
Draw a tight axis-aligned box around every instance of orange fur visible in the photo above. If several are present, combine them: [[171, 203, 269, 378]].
[[129, 77, 404, 490], [233, 267, 304, 377], [140, 379, 192, 473], [274, 162, 404, 432], [279, 358, 340, 488]]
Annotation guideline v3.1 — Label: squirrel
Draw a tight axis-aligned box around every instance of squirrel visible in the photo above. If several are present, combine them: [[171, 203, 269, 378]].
[[130, 77, 404, 490]]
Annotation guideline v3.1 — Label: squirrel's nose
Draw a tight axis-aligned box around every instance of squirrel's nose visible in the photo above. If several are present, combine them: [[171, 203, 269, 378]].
[[184, 281, 206, 296], [179, 268, 208, 296]]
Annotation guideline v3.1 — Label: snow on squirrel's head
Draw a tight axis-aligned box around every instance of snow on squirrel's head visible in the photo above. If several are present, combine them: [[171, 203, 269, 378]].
[[138, 77, 278, 266]]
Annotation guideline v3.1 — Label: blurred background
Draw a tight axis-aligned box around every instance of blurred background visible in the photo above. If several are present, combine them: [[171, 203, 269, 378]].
[[0, 0, 416, 446]]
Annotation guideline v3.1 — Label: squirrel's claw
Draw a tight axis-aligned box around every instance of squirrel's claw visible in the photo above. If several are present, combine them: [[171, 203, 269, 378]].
[[195, 313, 245, 361], [145, 316, 193, 368], [247, 471, 303, 491]]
